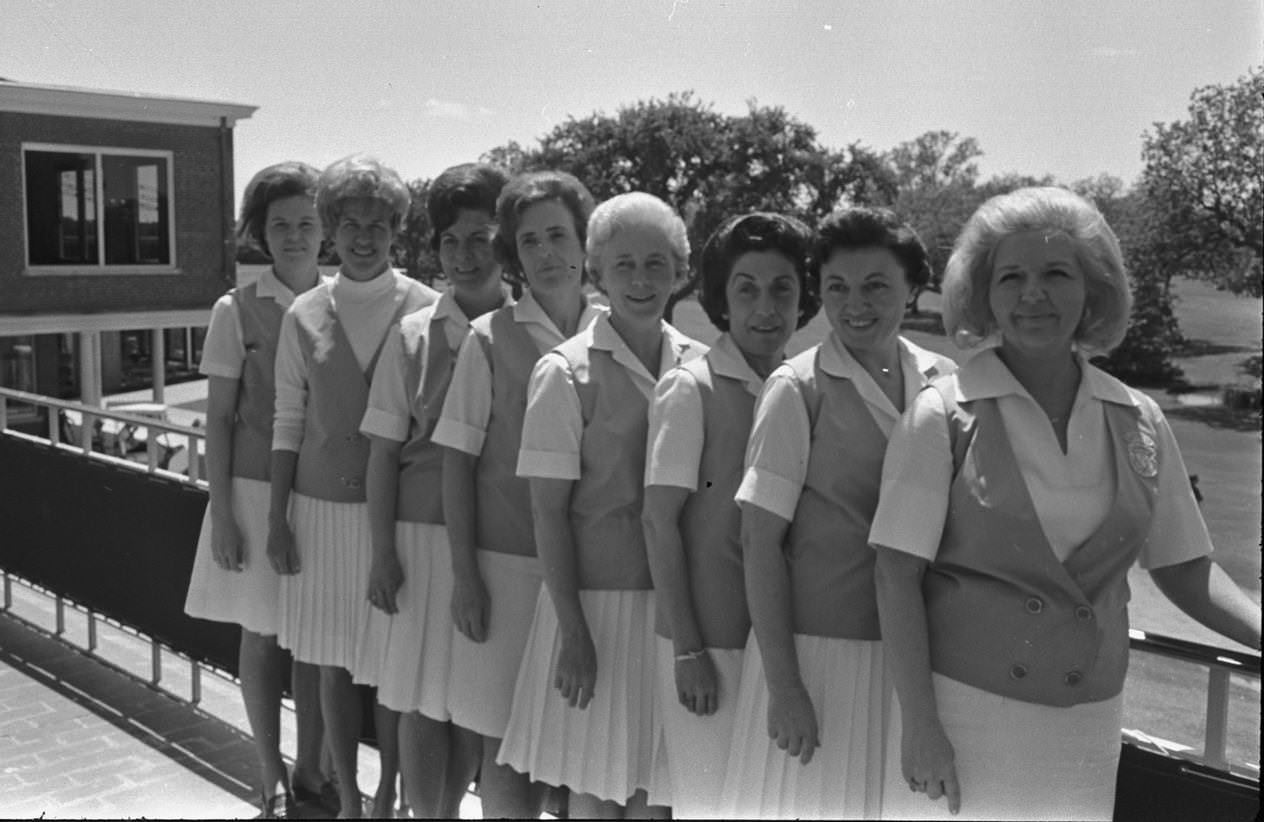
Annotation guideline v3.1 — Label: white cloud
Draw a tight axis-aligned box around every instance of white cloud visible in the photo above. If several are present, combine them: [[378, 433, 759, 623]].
[[423, 98, 494, 121]]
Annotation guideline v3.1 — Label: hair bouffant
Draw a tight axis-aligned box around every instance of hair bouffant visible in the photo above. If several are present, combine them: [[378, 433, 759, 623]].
[[813, 207, 933, 289], [585, 192, 690, 291], [698, 212, 820, 331], [942, 186, 1132, 354], [235, 161, 320, 257], [426, 163, 510, 253], [493, 171, 596, 286], [316, 154, 411, 239]]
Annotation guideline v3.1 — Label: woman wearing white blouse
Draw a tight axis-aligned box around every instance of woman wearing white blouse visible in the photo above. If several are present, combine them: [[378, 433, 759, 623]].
[[871, 187, 1261, 820]]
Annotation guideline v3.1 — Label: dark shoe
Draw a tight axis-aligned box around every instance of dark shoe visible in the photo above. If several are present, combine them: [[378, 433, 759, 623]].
[[259, 790, 295, 819], [293, 779, 340, 816]]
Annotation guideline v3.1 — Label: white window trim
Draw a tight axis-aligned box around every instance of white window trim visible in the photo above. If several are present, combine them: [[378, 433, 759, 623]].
[[21, 142, 180, 276]]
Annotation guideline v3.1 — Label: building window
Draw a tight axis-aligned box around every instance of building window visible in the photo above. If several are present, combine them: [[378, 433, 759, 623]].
[[23, 144, 174, 270]]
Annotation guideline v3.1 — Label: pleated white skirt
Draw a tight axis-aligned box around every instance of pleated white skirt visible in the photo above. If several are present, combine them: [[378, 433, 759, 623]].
[[721, 633, 890, 820], [358, 522, 455, 718], [447, 550, 542, 739], [183, 478, 280, 636], [880, 673, 1122, 821], [276, 493, 373, 671], [497, 588, 660, 805], [649, 636, 745, 817]]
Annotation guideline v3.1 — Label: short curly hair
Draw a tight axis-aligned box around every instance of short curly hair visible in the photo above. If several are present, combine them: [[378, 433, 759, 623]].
[[427, 163, 509, 253], [493, 171, 596, 286], [316, 154, 410, 239], [813, 207, 933, 289], [585, 192, 690, 292], [235, 161, 320, 257], [942, 186, 1132, 354], [698, 212, 819, 331]]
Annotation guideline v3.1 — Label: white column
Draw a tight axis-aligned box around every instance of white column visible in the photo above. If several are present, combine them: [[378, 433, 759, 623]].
[[78, 330, 102, 451], [151, 328, 166, 403]]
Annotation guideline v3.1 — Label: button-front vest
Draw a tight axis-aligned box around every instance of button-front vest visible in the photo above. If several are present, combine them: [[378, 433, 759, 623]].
[[470, 308, 545, 557], [230, 281, 284, 482], [783, 348, 889, 639], [925, 381, 1159, 706], [557, 336, 654, 590], [653, 356, 753, 649], [391, 307, 464, 523], [291, 280, 427, 502]]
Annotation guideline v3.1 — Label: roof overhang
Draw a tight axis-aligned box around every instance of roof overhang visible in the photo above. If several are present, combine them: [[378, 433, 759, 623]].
[[0, 309, 213, 336], [0, 81, 256, 127]]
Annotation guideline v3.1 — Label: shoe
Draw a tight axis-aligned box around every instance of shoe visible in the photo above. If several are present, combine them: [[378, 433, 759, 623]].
[[293, 779, 340, 815], [259, 790, 295, 819]]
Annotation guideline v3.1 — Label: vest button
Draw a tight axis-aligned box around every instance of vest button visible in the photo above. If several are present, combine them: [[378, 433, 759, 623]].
[[1025, 597, 1044, 614], [1009, 664, 1028, 680], [1064, 670, 1083, 686], [342, 476, 363, 489], [1075, 605, 1093, 621]]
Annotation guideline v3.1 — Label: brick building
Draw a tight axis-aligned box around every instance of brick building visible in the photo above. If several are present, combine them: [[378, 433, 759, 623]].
[[0, 80, 254, 416]]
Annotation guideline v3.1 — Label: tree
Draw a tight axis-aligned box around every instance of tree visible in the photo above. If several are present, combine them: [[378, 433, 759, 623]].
[[1140, 66, 1264, 297], [485, 92, 894, 315], [392, 178, 442, 284], [883, 131, 989, 312]]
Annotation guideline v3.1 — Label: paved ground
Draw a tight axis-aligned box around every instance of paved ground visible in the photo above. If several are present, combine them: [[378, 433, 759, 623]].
[[0, 579, 414, 819]]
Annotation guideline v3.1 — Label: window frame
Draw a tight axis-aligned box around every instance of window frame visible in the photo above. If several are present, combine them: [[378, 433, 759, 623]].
[[20, 142, 179, 276]]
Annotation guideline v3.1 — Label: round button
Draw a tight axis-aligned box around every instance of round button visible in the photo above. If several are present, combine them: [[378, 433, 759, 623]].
[[1009, 664, 1028, 680], [341, 476, 363, 489], [1075, 606, 1093, 621], [1025, 597, 1044, 614], [1064, 670, 1083, 686]]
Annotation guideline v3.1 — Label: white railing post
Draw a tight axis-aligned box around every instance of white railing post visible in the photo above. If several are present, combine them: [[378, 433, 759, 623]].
[[147, 428, 160, 473], [191, 660, 202, 704], [151, 328, 166, 404], [151, 639, 162, 687], [1203, 667, 1231, 770], [0, 395, 7, 431], [186, 433, 200, 482]]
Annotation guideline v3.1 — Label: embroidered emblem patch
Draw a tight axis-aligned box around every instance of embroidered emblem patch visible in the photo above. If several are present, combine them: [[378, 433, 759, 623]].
[[1124, 431, 1158, 477]]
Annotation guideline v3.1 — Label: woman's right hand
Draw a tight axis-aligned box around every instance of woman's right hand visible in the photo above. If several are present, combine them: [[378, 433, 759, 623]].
[[674, 650, 719, 716], [451, 571, 490, 643], [767, 682, 820, 765], [554, 623, 597, 709], [367, 552, 404, 615], [902, 716, 962, 814], [210, 515, 244, 572], [266, 518, 300, 575]]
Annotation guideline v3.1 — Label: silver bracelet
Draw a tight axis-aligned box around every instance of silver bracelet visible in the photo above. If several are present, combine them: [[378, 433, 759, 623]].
[[674, 649, 706, 662]]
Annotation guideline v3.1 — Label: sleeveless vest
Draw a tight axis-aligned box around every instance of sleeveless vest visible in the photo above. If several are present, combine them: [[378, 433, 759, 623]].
[[782, 348, 890, 639], [391, 306, 463, 523], [470, 307, 545, 557], [556, 336, 655, 590], [291, 279, 428, 502], [924, 379, 1159, 706], [653, 356, 754, 649], [230, 281, 284, 481]]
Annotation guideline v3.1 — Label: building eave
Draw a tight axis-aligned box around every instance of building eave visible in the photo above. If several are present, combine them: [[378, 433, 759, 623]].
[[0, 81, 256, 127], [0, 309, 213, 336]]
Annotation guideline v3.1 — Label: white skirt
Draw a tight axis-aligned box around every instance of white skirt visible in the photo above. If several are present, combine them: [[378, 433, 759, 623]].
[[183, 478, 280, 636], [650, 636, 745, 817], [358, 522, 455, 718], [721, 633, 890, 820], [276, 494, 373, 671], [881, 673, 1122, 821], [497, 588, 660, 804], [447, 550, 542, 739]]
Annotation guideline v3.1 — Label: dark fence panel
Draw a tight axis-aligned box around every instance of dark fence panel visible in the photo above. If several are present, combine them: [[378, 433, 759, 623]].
[[0, 435, 239, 674], [1115, 744, 1259, 821]]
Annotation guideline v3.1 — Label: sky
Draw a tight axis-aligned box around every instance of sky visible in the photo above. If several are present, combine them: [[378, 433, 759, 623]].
[[6, 0, 1262, 209]]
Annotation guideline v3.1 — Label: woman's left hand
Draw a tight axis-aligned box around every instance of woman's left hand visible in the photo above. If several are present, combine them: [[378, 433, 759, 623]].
[[554, 624, 597, 709], [674, 651, 719, 716]]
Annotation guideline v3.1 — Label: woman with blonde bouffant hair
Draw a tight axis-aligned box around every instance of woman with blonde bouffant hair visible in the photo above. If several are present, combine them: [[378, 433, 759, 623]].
[[872, 186, 1261, 820]]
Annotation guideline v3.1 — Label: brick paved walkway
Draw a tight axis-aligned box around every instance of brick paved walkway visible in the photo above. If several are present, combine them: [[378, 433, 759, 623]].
[[0, 608, 261, 818]]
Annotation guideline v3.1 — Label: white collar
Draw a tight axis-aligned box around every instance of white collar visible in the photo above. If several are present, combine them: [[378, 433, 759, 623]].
[[954, 348, 1138, 408], [707, 332, 769, 397]]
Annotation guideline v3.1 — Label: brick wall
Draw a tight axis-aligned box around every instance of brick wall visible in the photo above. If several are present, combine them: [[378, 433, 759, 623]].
[[0, 112, 236, 316]]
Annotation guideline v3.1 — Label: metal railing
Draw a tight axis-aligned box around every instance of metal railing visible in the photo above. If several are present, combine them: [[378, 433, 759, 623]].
[[0, 385, 206, 485]]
